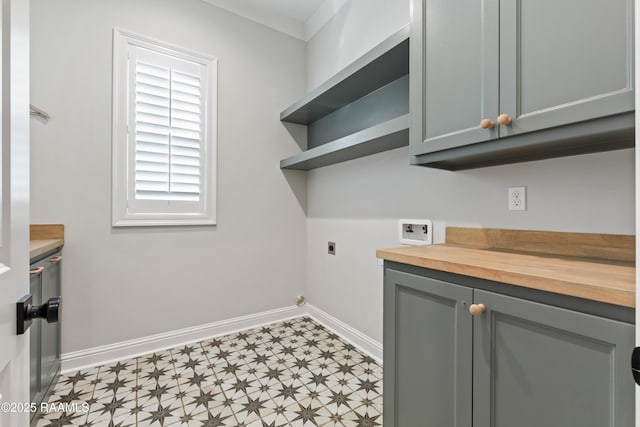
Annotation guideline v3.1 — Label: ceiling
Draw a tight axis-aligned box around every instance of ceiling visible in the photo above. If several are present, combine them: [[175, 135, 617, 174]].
[[201, 0, 348, 41]]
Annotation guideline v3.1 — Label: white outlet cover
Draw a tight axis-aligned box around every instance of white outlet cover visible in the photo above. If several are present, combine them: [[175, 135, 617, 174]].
[[508, 186, 526, 211], [399, 219, 433, 245]]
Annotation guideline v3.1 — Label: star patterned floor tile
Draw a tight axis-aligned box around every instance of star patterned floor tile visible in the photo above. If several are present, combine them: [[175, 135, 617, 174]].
[[42, 317, 382, 426]]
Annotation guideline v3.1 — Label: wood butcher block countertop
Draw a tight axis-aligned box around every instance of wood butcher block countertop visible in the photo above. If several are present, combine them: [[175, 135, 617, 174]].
[[30, 224, 64, 260], [377, 227, 636, 308]]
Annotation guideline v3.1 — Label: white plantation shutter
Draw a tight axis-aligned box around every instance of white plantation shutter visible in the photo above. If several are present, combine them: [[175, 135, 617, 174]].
[[112, 29, 217, 226], [132, 47, 203, 203]]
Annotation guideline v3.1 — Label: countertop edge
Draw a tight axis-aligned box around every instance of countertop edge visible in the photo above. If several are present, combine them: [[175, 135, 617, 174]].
[[377, 246, 635, 308], [30, 239, 64, 261]]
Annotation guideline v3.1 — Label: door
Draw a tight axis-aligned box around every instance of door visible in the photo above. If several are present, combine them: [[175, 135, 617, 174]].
[[0, 0, 31, 426], [473, 290, 634, 427], [635, 1, 640, 425], [383, 269, 473, 427], [500, 0, 634, 137], [410, 0, 499, 155]]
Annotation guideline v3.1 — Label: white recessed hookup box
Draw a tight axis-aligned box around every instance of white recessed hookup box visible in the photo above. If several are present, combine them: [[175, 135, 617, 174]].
[[399, 219, 433, 246]]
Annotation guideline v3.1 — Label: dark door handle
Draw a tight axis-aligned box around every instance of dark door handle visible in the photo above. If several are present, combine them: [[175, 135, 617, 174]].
[[632, 347, 640, 385], [16, 294, 62, 335]]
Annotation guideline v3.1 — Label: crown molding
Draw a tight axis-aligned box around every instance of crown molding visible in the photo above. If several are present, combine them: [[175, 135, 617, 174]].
[[201, 0, 349, 42], [202, 0, 306, 40]]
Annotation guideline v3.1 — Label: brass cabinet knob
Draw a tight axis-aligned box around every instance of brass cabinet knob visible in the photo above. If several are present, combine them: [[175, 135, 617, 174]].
[[29, 267, 44, 277], [469, 303, 486, 316], [480, 119, 495, 129], [497, 114, 512, 126]]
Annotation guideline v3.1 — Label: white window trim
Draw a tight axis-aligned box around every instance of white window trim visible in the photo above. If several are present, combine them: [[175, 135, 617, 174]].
[[112, 28, 217, 227]]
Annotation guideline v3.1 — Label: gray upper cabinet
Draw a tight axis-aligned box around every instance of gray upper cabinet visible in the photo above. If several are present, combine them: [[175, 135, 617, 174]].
[[499, 0, 634, 137], [410, 0, 635, 169], [411, 0, 499, 153]]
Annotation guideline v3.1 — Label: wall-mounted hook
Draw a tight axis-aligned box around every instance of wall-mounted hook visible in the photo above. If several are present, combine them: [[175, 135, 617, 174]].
[[30, 104, 50, 121]]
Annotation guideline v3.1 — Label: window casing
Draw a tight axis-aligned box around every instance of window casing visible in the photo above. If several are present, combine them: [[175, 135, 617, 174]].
[[112, 29, 217, 226]]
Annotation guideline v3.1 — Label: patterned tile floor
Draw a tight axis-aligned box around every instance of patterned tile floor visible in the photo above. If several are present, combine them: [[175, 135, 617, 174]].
[[36, 317, 383, 426]]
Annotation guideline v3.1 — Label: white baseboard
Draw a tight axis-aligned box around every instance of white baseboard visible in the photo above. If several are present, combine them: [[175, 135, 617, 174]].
[[304, 304, 382, 362], [61, 304, 382, 374], [61, 305, 303, 374]]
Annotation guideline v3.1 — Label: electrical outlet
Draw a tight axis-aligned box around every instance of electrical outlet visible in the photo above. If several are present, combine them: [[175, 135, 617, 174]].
[[399, 219, 433, 245], [508, 186, 526, 211], [328, 241, 336, 255]]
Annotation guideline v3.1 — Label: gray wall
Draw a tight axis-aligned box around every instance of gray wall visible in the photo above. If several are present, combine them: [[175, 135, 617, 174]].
[[305, 0, 636, 343], [306, 0, 409, 91], [29, 0, 636, 355], [30, 0, 307, 354]]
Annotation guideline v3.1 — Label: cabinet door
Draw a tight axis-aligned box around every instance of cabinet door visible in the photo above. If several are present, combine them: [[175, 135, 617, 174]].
[[473, 290, 634, 427], [410, 0, 500, 156], [384, 269, 473, 427], [499, 0, 634, 137], [29, 268, 42, 404], [41, 252, 61, 389]]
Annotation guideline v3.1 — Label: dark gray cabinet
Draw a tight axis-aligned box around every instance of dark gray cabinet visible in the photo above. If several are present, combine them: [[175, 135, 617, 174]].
[[29, 250, 62, 422], [29, 268, 43, 407], [383, 269, 473, 427], [384, 265, 635, 427], [40, 252, 61, 392], [410, 0, 635, 169]]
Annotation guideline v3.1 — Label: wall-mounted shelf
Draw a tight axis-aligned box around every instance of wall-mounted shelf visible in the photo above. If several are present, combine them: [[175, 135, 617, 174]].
[[280, 114, 410, 170], [280, 25, 410, 171]]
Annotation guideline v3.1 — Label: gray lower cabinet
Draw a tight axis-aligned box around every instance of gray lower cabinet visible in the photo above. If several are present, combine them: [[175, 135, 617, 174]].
[[29, 269, 43, 407], [40, 252, 61, 391], [410, 0, 634, 169], [383, 268, 473, 427], [384, 267, 635, 427], [29, 250, 62, 422]]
